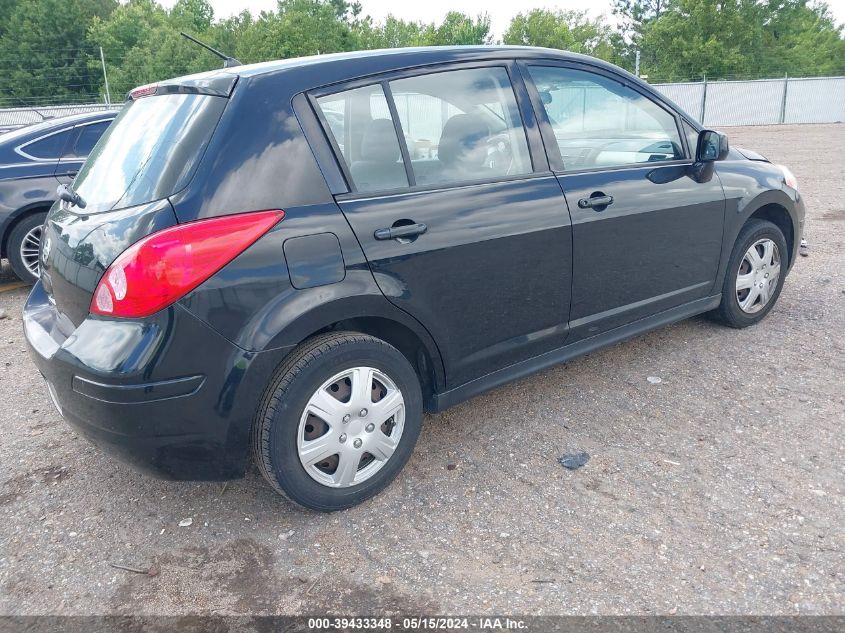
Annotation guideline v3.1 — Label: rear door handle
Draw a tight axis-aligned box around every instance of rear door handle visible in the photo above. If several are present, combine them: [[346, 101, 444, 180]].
[[374, 223, 427, 241], [578, 194, 614, 210]]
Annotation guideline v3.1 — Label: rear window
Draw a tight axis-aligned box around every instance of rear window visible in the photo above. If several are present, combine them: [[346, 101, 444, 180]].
[[72, 93, 226, 214]]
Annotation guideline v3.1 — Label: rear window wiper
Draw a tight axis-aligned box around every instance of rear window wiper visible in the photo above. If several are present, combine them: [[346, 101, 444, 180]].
[[56, 183, 87, 209]]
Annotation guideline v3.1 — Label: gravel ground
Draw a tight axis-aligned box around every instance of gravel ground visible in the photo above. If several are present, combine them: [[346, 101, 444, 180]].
[[0, 124, 842, 616]]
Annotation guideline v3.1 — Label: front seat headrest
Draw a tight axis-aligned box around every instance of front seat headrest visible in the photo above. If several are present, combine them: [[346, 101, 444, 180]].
[[438, 114, 490, 168]]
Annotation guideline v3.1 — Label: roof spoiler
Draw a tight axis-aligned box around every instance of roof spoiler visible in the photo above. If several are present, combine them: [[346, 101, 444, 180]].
[[127, 74, 238, 101]]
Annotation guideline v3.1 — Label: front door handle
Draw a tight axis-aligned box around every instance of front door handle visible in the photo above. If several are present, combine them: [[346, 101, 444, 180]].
[[578, 193, 614, 210], [374, 222, 427, 241]]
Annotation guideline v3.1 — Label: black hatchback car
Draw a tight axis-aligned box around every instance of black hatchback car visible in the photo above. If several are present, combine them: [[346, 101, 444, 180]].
[[24, 47, 804, 511], [0, 110, 117, 282]]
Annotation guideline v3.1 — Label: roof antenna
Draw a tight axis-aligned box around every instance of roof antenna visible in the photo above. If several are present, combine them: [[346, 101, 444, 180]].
[[180, 32, 241, 68]]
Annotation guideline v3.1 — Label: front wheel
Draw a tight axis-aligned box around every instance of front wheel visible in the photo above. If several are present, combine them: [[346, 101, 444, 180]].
[[8, 212, 47, 283], [712, 219, 788, 328], [252, 332, 423, 511]]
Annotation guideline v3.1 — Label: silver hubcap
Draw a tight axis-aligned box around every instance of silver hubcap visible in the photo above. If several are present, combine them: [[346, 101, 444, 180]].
[[297, 366, 405, 488], [20, 225, 43, 277], [736, 238, 780, 314]]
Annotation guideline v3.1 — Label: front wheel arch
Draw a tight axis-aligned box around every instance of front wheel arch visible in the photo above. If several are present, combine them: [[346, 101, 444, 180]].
[[710, 218, 788, 328], [748, 203, 794, 268]]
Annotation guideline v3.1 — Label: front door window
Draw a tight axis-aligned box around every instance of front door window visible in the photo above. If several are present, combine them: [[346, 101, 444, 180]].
[[528, 66, 684, 171]]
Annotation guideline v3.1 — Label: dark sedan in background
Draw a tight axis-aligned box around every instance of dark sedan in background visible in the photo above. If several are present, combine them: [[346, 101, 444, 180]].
[[0, 110, 117, 282]]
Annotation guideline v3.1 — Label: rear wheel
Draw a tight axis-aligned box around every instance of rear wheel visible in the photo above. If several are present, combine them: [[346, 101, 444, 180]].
[[252, 331, 423, 511], [8, 212, 47, 283], [712, 219, 788, 328]]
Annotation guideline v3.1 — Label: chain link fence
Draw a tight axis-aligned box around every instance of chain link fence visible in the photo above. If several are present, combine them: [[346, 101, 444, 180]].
[[653, 76, 845, 126], [0, 104, 115, 134]]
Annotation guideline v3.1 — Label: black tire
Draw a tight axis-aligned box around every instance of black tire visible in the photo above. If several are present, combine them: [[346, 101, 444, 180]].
[[252, 331, 423, 511], [711, 219, 788, 328], [7, 211, 47, 284]]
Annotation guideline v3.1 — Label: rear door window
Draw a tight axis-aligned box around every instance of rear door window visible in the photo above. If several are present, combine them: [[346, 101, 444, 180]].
[[316, 85, 408, 193], [389, 67, 532, 186], [65, 120, 111, 159], [71, 93, 226, 214], [314, 66, 534, 193]]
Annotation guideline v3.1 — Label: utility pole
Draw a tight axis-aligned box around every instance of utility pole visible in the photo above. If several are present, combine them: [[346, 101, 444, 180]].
[[779, 73, 789, 124], [700, 73, 707, 124], [635, 50, 640, 77], [99, 47, 111, 105]]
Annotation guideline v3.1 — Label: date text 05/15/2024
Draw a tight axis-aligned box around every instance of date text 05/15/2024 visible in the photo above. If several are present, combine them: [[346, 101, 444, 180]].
[[307, 617, 528, 630]]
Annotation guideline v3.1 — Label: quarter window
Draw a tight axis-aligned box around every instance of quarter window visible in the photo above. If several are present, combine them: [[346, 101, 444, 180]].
[[528, 66, 684, 171], [316, 85, 408, 193], [389, 67, 532, 186], [20, 129, 73, 160]]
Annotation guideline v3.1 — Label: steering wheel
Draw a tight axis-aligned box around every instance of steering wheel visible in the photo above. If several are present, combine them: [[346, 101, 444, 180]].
[[486, 133, 515, 174]]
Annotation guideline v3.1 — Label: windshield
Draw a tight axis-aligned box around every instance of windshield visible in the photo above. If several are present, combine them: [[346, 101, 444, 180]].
[[71, 93, 226, 214]]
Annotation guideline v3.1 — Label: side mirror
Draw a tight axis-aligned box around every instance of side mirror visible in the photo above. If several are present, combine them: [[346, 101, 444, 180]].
[[696, 130, 729, 162]]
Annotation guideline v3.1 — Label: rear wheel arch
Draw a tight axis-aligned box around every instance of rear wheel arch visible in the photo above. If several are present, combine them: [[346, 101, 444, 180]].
[[252, 330, 425, 510], [320, 316, 443, 409], [255, 293, 446, 407]]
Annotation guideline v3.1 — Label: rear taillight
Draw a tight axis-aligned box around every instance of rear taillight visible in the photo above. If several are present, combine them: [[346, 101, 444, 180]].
[[90, 210, 284, 318]]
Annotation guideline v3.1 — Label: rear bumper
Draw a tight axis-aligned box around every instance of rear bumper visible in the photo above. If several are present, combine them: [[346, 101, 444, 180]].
[[23, 280, 292, 480]]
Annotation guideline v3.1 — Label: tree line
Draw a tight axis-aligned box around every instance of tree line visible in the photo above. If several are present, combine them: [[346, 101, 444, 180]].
[[0, 0, 843, 107]]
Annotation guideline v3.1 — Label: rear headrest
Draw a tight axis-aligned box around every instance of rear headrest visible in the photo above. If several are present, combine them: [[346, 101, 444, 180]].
[[361, 119, 400, 163], [438, 114, 489, 168]]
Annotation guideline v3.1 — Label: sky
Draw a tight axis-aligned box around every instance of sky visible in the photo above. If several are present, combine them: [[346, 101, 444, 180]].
[[173, 0, 845, 37]]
